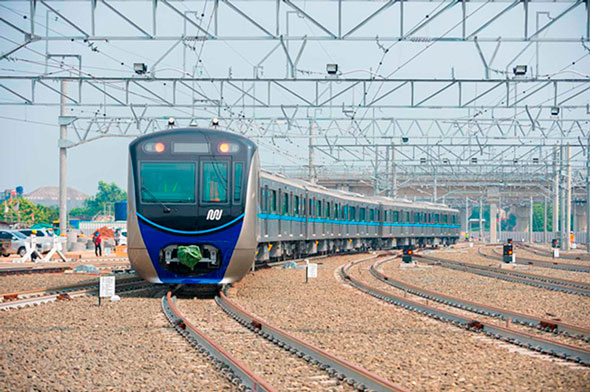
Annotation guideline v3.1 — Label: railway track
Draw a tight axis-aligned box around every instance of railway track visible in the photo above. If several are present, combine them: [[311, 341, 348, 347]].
[[0, 276, 149, 310], [415, 254, 590, 297], [478, 246, 590, 273], [518, 243, 590, 261], [370, 257, 590, 342], [162, 284, 408, 392], [0, 265, 71, 276], [340, 257, 590, 366]]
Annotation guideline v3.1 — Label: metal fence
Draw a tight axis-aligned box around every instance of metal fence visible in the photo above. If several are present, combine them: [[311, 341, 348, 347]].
[[480, 231, 588, 245]]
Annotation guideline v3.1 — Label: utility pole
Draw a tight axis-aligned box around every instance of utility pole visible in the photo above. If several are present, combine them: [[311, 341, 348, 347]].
[[58, 79, 68, 236], [560, 144, 566, 250], [391, 145, 397, 198], [479, 197, 483, 241], [543, 196, 548, 243], [566, 144, 572, 250], [586, 135, 590, 253], [553, 146, 559, 241], [529, 196, 533, 243], [309, 120, 315, 183]]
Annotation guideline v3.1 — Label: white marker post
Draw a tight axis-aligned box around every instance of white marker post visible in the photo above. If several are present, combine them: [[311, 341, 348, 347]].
[[306, 259, 317, 283], [99, 275, 115, 306]]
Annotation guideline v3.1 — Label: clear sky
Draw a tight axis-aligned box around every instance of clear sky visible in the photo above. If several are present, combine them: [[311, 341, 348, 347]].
[[0, 0, 588, 196]]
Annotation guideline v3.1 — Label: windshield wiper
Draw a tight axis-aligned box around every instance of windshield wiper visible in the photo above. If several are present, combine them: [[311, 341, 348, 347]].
[[141, 186, 172, 213]]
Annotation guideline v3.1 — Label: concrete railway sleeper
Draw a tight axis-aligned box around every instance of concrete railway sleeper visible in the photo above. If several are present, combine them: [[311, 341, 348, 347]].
[[478, 246, 590, 273], [370, 257, 590, 343], [340, 258, 590, 366], [0, 277, 149, 310], [416, 255, 590, 297]]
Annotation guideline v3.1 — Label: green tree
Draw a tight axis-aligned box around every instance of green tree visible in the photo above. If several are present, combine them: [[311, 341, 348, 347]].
[[70, 181, 127, 218], [0, 197, 59, 225]]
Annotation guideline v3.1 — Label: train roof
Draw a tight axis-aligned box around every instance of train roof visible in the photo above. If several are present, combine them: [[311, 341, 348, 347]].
[[260, 170, 458, 212]]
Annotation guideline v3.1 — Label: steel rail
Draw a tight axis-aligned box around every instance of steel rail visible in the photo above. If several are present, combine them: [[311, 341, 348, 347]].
[[0, 277, 148, 310], [370, 258, 590, 342], [216, 275, 409, 392], [416, 255, 590, 297], [517, 243, 590, 262], [161, 292, 277, 392], [0, 275, 141, 302], [340, 258, 590, 366], [478, 246, 590, 273], [0, 266, 71, 276]]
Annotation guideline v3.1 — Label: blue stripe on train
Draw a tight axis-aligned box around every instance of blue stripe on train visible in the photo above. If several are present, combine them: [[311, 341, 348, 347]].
[[136, 214, 244, 284], [257, 213, 460, 229]]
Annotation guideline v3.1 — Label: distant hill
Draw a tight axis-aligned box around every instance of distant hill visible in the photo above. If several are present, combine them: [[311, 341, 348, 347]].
[[25, 186, 89, 211]]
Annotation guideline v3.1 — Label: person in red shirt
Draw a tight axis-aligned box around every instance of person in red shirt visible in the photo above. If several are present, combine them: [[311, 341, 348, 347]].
[[93, 230, 102, 257]]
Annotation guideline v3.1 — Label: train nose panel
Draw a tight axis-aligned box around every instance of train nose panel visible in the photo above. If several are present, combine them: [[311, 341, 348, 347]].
[[136, 215, 244, 284]]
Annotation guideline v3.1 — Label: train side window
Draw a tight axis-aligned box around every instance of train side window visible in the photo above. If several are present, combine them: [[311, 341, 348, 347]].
[[233, 162, 243, 204], [271, 190, 277, 213], [260, 187, 265, 212], [317, 200, 322, 217], [369, 209, 374, 221], [405, 211, 410, 223], [294, 195, 299, 216], [326, 202, 331, 218], [392, 211, 398, 223], [201, 161, 228, 203], [360, 208, 366, 221], [351, 206, 356, 221], [282, 192, 289, 215]]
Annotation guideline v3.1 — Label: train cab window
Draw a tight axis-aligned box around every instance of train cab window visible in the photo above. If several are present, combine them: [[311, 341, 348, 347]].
[[260, 187, 266, 212], [201, 162, 228, 203], [271, 190, 277, 213], [141, 162, 196, 204], [233, 162, 243, 203]]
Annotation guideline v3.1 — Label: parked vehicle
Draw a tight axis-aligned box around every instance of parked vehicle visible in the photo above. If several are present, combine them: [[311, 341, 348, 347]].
[[18, 228, 56, 253], [0, 230, 29, 257]]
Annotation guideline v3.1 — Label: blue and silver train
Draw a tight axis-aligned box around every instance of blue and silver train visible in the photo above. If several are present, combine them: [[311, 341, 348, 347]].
[[128, 128, 460, 285]]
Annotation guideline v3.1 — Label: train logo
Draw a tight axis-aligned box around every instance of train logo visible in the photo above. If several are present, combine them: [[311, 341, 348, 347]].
[[206, 209, 223, 221]]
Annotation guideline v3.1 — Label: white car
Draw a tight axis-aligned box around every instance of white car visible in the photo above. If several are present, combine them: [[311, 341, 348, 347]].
[[18, 228, 57, 253]]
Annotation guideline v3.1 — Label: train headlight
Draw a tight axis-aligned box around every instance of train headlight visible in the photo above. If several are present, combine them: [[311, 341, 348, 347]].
[[218, 142, 239, 153], [143, 142, 166, 153]]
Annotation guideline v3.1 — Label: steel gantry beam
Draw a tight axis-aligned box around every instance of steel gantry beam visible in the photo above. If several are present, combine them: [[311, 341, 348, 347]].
[[0, 77, 588, 110], [0, 0, 588, 44]]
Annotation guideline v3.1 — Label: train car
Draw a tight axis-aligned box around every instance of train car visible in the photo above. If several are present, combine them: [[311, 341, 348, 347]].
[[127, 128, 259, 284], [128, 128, 460, 285]]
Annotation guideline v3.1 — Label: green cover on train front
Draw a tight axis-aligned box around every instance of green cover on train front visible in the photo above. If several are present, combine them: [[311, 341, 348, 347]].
[[177, 245, 202, 270]]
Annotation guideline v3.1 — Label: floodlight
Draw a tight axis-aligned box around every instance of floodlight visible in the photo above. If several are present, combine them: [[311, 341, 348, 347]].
[[533, 157, 539, 164], [326, 64, 339, 75], [443, 158, 450, 164], [471, 157, 478, 164], [402, 137, 409, 143], [513, 65, 527, 76], [189, 119, 198, 126], [167, 117, 175, 127], [134, 63, 147, 75], [420, 157, 426, 164], [551, 106, 560, 116], [212, 117, 220, 127]]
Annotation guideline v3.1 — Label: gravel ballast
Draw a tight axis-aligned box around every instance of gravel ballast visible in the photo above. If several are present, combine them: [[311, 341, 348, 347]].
[[231, 254, 590, 392], [0, 289, 237, 391]]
